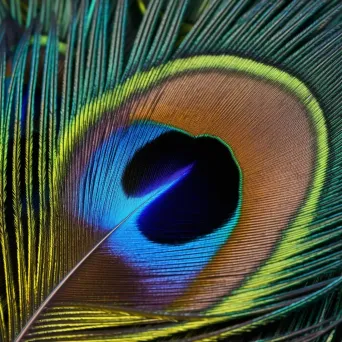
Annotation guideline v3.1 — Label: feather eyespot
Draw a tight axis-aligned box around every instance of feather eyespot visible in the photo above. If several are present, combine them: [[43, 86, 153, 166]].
[[56, 56, 327, 313]]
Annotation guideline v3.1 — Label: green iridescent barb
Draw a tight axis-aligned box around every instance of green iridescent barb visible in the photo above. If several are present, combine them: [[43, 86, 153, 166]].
[[0, 1, 341, 341]]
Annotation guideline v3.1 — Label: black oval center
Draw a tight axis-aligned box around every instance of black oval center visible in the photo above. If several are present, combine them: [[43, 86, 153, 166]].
[[122, 131, 241, 244]]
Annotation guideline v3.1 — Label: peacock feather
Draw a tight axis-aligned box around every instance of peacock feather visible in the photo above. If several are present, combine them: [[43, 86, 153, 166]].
[[0, 0, 342, 341]]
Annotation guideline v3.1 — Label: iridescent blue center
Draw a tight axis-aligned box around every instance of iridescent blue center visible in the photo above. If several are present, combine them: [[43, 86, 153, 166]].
[[77, 121, 242, 289]]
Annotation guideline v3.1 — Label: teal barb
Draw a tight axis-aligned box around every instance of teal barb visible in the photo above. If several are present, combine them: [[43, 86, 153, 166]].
[[0, 1, 342, 341]]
